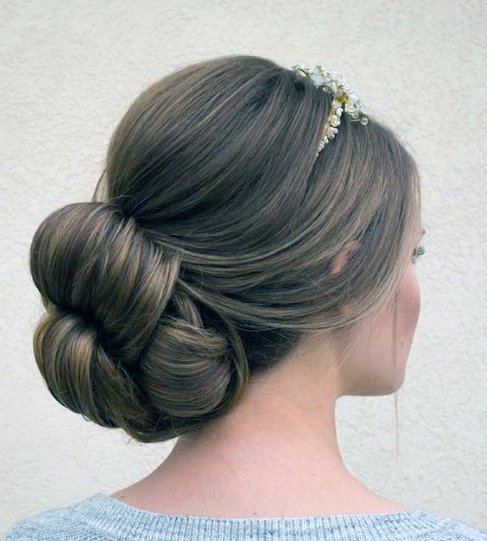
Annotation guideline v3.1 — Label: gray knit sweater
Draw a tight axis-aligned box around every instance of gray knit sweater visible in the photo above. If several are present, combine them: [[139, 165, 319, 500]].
[[4, 492, 486, 540]]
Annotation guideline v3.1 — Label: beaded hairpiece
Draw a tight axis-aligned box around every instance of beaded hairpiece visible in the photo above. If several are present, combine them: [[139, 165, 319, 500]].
[[290, 64, 369, 157]]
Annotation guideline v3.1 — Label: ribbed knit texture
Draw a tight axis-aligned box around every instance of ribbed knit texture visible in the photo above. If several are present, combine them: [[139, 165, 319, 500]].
[[4, 492, 487, 540]]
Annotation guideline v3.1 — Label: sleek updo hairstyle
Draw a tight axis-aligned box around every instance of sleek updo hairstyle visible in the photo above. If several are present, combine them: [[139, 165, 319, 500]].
[[29, 54, 421, 443]]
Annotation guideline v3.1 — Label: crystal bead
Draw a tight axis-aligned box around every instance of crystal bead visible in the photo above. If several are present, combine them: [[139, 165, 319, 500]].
[[311, 73, 325, 85]]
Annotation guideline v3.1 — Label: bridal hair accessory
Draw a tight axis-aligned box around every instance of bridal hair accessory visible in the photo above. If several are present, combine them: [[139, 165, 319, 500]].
[[290, 64, 369, 157]]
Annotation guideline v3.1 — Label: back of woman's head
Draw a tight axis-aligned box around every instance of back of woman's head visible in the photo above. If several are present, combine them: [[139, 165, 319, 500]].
[[29, 54, 421, 443]]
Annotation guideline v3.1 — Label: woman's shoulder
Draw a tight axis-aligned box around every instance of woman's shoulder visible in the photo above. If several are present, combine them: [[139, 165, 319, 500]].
[[3, 496, 95, 541], [3, 493, 487, 541]]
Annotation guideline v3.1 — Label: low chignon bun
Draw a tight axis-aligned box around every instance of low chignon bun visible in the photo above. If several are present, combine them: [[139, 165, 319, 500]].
[[29, 201, 249, 442]]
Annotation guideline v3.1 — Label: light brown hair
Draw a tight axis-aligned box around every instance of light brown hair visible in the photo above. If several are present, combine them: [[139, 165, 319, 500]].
[[29, 54, 421, 443]]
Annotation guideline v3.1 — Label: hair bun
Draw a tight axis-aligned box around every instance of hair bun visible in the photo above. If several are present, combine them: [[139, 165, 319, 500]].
[[29, 201, 249, 442]]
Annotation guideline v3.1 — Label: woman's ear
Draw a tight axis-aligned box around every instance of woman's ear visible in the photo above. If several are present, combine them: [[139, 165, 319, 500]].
[[329, 240, 361, 276], [329, 240, 361, 317]]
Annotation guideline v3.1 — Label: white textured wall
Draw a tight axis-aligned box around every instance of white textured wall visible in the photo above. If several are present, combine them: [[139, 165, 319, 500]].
[[1, 0, 486, 534]]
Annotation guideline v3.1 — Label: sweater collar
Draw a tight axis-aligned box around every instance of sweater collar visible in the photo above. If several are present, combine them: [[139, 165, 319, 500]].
[[72, 492, 450, 541]]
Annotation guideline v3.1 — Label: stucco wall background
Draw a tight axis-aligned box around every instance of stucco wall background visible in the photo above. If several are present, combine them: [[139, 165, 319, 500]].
[[1, 0, 486, 534]]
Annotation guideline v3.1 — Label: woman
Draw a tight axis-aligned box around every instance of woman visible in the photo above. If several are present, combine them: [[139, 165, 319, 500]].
[[5, 54, 485, 540]]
